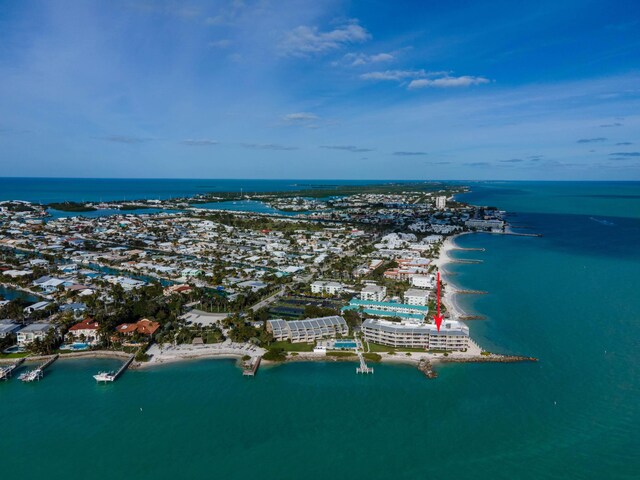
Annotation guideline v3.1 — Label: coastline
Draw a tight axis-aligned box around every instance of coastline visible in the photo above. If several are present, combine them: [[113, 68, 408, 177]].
[[432, 233, 473, 321]]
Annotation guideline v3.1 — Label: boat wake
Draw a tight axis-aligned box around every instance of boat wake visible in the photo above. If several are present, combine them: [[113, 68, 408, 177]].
[[589, 217, 615, 226]]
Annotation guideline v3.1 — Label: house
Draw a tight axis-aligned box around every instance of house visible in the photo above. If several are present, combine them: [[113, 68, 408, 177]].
[[115, 318, 160, 337], [17, 323, 58, 346], [163, 284, 193, 296], [0, 319, 21, 338], [68, 317, 100, 345], [23, 301, 51, 315], [59, 302, 87, 317]]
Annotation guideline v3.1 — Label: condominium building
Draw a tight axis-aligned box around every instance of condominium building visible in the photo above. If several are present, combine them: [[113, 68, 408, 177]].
[[465, 219, 505, 231], [412, 274, 436, 289], [362, 318, 469, 351], [342, 299, 429, 322], [360, 284, 387, 302], [403, 288, 430, 306], [267, 316, 349, 343], [310, 281, 344, 295], [435, 196, 447, 210]]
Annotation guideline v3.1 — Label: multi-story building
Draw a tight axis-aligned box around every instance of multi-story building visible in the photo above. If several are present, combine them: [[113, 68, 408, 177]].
[[360, 284, 387, 302], [403, 288, 430, 306], [310, 281, 344, 295], [68, 317, 100, 345], [17, 323, 58, 346], [362, 318, 469, 351], [342, 299, 429, 322], [435, 196, 447, 210], [465, 219, 504, 231], [412, 274, 436, 289], [267, 316, 349, 343]]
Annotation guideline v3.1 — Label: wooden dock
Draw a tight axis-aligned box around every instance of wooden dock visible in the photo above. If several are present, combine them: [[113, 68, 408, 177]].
[[94, 354, 134, 383], [242, 356, 261, 376], [0, 358, 25, 380], [356, 352, 374, 374], [19, 354, 58, 382]]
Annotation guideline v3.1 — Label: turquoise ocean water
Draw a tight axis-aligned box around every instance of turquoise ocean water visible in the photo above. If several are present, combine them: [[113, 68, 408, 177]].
[[1, 181, 639, 479]]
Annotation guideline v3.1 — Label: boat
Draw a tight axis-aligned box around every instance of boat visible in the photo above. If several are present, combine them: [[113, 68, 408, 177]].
[[93, 371, 115, 382], [19, 368, 43, 382]]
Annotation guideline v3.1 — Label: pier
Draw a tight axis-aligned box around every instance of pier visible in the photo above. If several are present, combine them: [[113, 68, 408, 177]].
[[0, 358, 25, 380], [94, 354, 134, 383], [19, 354, 58, 382], [456, 289, 489, 295], [449, 259, 483, 264], [451, 247, 485, 252], [242, 356, 261, 376], [356, 352, 374, 374]]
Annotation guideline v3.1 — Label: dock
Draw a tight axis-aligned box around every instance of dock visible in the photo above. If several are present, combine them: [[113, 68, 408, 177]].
[[242, 356, 261, 376], [356, 352, 374, 374], [19, 354, 58, 382], [94, 354, 134, 383], [0, 358, 25, 380]]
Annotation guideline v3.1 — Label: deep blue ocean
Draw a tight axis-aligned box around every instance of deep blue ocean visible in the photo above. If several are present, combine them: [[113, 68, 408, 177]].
[[0, 180, 638, 480]]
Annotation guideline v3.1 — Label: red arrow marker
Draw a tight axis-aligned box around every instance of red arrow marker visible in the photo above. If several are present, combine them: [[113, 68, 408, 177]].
[[434, 271, 443, 332]]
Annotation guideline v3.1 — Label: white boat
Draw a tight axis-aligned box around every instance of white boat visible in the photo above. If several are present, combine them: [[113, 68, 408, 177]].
[[19, 368, 43, 382], [93, 371, 115, 382]]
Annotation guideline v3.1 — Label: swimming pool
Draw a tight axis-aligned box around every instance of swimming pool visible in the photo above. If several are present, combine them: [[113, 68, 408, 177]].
[[60, 343, 90, 351], [3, 345, 25, 354], [333, 341, 357, 349]]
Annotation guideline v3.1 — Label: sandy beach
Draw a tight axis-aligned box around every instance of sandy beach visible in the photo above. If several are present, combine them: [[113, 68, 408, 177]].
[[432, 233, 473, 321]]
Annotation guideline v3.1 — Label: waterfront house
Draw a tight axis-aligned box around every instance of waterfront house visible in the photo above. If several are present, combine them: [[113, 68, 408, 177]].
[[68, 317, 100, 345], [115, 318, 160, 338], [17, 323, 58, 346], [0, 319, 21, 338]]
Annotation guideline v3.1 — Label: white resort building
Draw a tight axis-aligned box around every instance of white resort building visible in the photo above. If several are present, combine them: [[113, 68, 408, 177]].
[[360, 284, 387, 302], [311, 281, 344, 295], [267, 316, 349, 343], [404, 288, 430, 306], [362, 318, 469, 351]]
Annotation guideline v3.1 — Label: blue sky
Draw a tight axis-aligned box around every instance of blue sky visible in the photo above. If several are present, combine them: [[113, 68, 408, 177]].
[[0, 0, 639, 180]]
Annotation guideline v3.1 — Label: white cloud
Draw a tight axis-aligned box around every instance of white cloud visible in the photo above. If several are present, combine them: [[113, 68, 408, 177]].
[[283, 112, 319, 123], [280, 21, 371, 57], [361, 69, 490, 89], [408, 76, 490, 89], [343, 52, 394, 66], [360, 69, 428, 81]]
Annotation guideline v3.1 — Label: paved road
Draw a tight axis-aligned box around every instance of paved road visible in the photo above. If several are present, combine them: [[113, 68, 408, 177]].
[[250, 285, 287, 312]]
